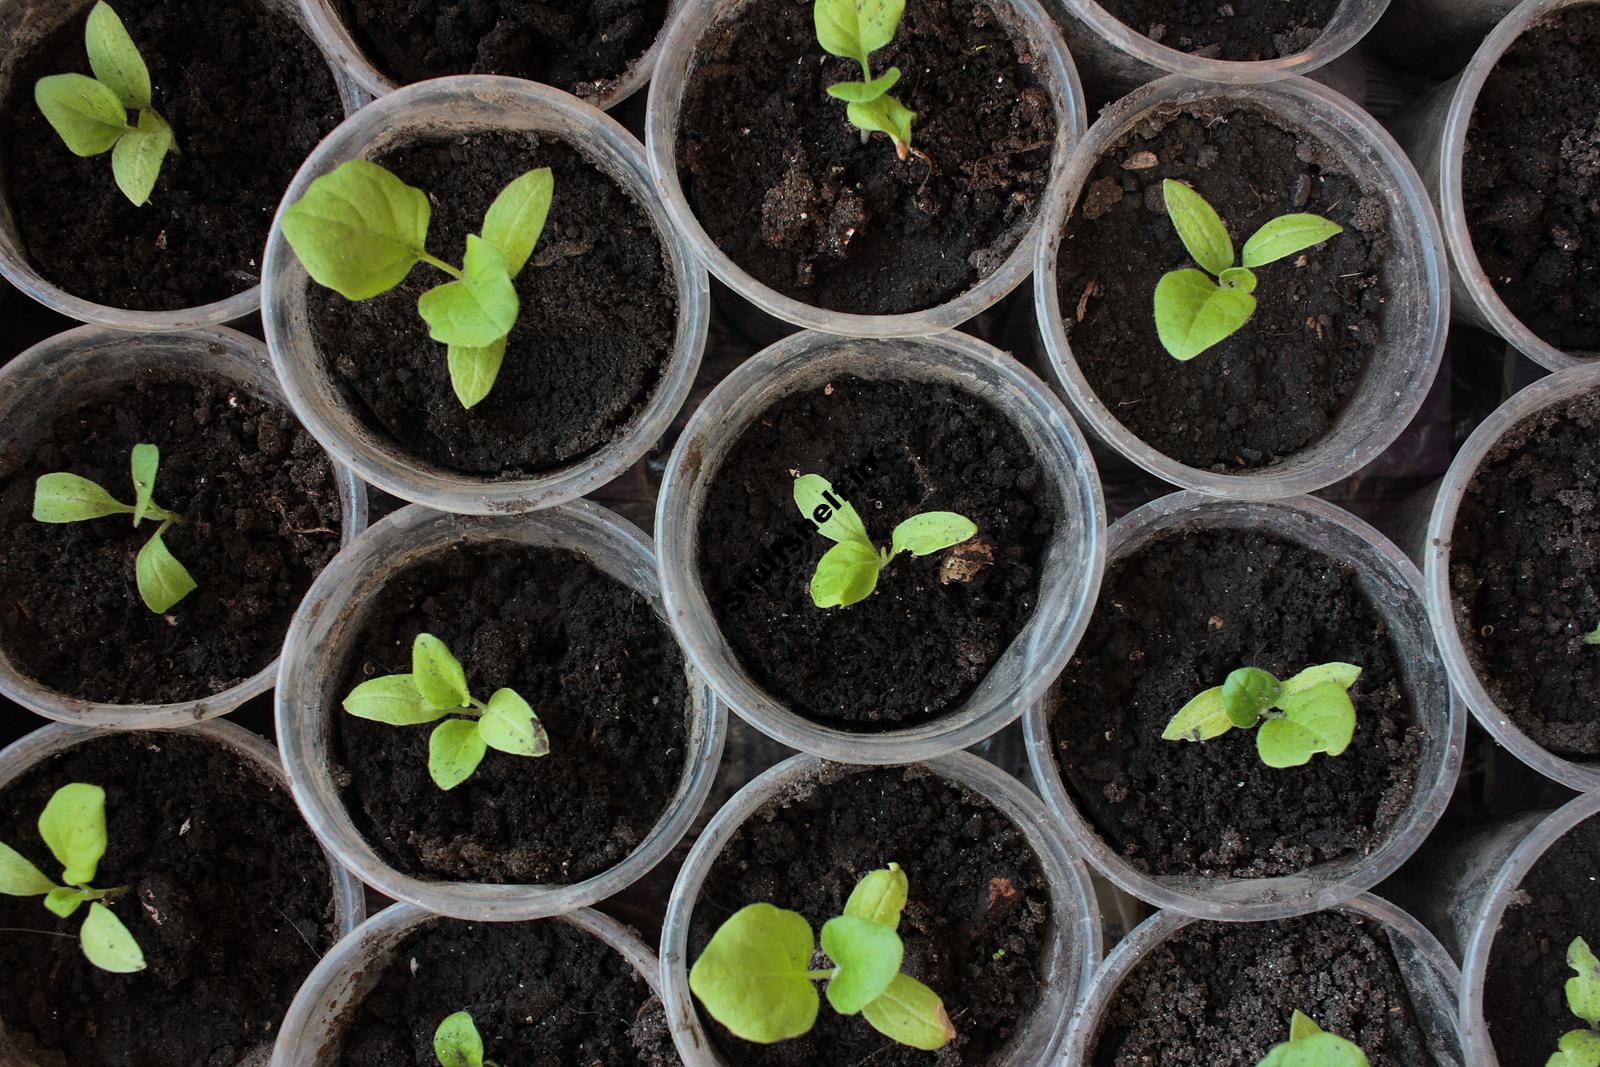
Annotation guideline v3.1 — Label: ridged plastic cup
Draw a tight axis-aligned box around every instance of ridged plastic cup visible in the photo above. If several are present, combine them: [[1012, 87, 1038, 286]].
[[1024, 491, 1463, 921], [1064, 893, 1466, 1065], [0, 325, 368, 730], [0, 719, 366, 1067], [275, 500, 727, 921], [261, 75, 710, 515], [1035, 74, 1449, 501], [653, 329, 1106, 765], [271, 901, 662, 1067], [0, 0, 365, 332], [644, 0, 1086, 338], [659, 752, 1104, 1067]]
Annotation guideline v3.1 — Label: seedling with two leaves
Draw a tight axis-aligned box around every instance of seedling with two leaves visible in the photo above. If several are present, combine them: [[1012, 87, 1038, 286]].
[[435, 1010, 498, 1067], [1256, 1010, 1369, 1067], [1162, 662, 1361, 768], [815, 0, 916, 159], [0, 783, 145, 973], [1547, 937, 1600, 1067]]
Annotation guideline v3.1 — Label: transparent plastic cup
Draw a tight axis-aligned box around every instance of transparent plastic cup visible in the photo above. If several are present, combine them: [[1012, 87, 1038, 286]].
[[1034, 74, 1449, 501], [0, 325, 368, 730], [0, 718, 367, 1067], [1063, 893, 1466, 1065], [658, 752, 1104, 1067], [275, 500, 727, 921], [0, 0, 365, 332], [644, 0, 1086, 338], [653, 329, 1106, 765], [261, 75, 710, 515], [1023, 491, 1464, 921], [1368, 0, 1520, 77]]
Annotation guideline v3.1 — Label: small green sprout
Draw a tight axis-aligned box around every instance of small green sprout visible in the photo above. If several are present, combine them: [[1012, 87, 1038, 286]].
[[33, 442, 197, 613], [814, 0, 916, 160], [1162, 662, 1362, 769], [342, 633, 549, 790], [34, 2, 176, 206], [0, 783, 145, 974], [1256, 1011, 1369, 1067], [794, 473, 975, 609], [1547, 937, 1600, 1067], [1154, 179, 1343, 361], [690, 862, 956, 1050], [281, 160, 554, 410], [1582, 622, 1600, 646], [434, 1010, 498, 1067]]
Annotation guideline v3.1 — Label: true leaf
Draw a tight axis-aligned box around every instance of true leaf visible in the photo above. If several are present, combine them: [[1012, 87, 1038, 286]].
[[814, 0, 905, 64], [33, 473, 131, 523], [1277, 681, 1357, 758], [281, 159, 432, 300], [1153, 267, 1256, 361], [44, 885, 89, 918], [417, 235, 519, 348], [1162, 180, 1235, 276], [38, 783, 107, 886], [111, 107, 173, 206], [1219, 266, 1257, 293], [427, 719, 487, 791], [448, 336, 509, 410], [84, 2, 151, 110], [1257, 1024, 1370, 1067], [1161, 686, 1233, 742], [1256, 717, 1323, 769], [1568, 938, 1600, 1026], [135, 528, 196, 612], [821, 915, 903, 1015], [890, 512, 976, 559], [811, 540, 883, 609], [479, 688, 549, 757], [1550, 1029, 1600, 1067], [79, 901, 145, 973], [433, 1011, 485, 1067], [1221, 667, 1280, 729], [847, 95, 915, 155], [1241, 214, 1344, 269], [129, 443, 158, 526], [844, 863, 908, 930], [1279, 662, 1361, 700], [861, 973, 956, 1051], [826, 67, 902, 103], [0, 841, 57, 897], [1289, 1011, 1322, 1042], [342, 674, 446, 726], [412, 633, 470, 710], [481, 167, 553, 276], [794, 473, 871, 546], [689, 903, 818, 1044], [34, 73, 129, 156]]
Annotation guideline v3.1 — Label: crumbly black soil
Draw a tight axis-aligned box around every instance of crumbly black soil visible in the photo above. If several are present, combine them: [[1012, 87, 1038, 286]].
[[1450, 393, 1600, 757], [335, 0, 667, 102], [1463, 5, 1600, 353], [332, 541, 689, 882], [0, 369, 343, 704], [1050, 527, 1423, 877], [689, 766, 1055, 1066], [1090, 911, 1438, 1065], [0, 731, 341, 1066], [697, 376, 1057, 728], [676, 0, 1058, 315], [1093, 0, 1340, 61], [1482, 811, 1600, 1067], [0, 0, 343, 311], [338, 917, 675, 1065], [1057, 105, 1392, 472], [308, 131, 677, 477]]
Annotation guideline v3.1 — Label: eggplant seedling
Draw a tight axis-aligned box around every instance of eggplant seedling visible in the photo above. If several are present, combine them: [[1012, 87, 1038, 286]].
[[1546, 937, 1600, 1067], [1154, 179, 1343, 361], [814, 0, 917, 160], [1256, 1011, 1369, 1067], [281, 160, 554, 410], [34, 2, 176, 206], [0, 783, 145, 974], [33, 442, 197, 613], [793, 473, 975, 609], [1162, 662, 1361, 769], [435, 1010, 498, 1067], [1583, 622, 1600, 646], [689, 862, 956, 1050], [342, 633, 549, 790]]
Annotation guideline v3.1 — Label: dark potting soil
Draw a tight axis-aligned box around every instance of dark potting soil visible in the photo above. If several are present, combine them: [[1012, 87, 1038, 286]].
[[1050, 527, 1423, 878], [0, 731, 341, 1066], [697, 376, 1057, 729], [1057, 105, 1392, 472], [1092, 0, 1340, 61], [0, 0, 343, 311], [335, 0, 668, 102], [332, 541, 690, 883], [308, 131, 677, 477], [689, 766, 1055, 1066], [1089, 911, 1438, 1065], [339, 917, 674, 1066], [676, 0, 1058, 315], [1462, 5, 1600, 353], [0, 369, 344, 704], [1450, 392, 1600, 757]]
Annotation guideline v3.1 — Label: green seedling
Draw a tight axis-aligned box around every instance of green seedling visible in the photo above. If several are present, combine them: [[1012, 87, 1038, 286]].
[[814, 0, 916, 160], [34, 2, 176, 206], [1154, 179, 1343, 361], [690, 862, 956, 1050], [33, 442, 197, 613], [1162, 662, 1362, 769], [281, 160, 554, 410], [794, 473, 975, 609], [435, 1010, 498, 1067], [1546, 937, 1600, 1067], [1256, 1011, 1369, 1067], [0, 783, 145, 974], [342, 632, 549, 790], [1583, 622, 1600, 646]]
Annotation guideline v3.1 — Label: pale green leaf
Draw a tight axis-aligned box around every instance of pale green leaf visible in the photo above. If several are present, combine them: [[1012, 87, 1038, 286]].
[[479, 688, 549, 757], [433, 1010, 485, 1067], [79, 902, 145, 973], [1278, 681, 1357, 758], [280, 159, 432, 301], [1279, 662, 1361, 700], [844, 862, 907, 930], [1163, 180, 1234, 276], [427, 719, 487, 791], [1549, 1029, 1600, 1067], [111, 107, 173, 206], [1568, 938, 1600, 1027], [481, 167, 553, 276], [0, 841, 57, 897], [1257, 1022, 1370, 1067], [412, 633, 470, 710], [447, 335, 508, 410], [1153, 268, 1256, 361], [861, 973, 956, 1051], [1161, 686, 1232, 743], [85, 2, 151, 109], [417, 235, 519, 348], [1583, 622, 1600, 645], [814, 0, 905, 63], [689, 903, 818, 1044], [1241, 213, 1344, 269], [1221, 667, 1280, 729], [33, 472, 131, 523], [811, 539, 883, 609], [44, 885, 88, 918], [827, 67, 902, 103], [129, 443, 158, 526], [821, 915, 903, 1015], [342, 674, 446, 726], [1256, 717, 1322, 769], [34, 73, 129, 156], [1219, 266, 1257, 293], [136, 528, 196, 612], [794, 473, 871, 546], [847, 94, 915, 156], [890, 512, 975, 559], [38, 783, 106, 886]]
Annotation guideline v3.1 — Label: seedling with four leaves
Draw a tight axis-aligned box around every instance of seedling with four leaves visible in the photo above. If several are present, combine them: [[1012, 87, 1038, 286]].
[[435, 1010, 498, 1067], [1162, 662, 1361, 768], [1547, 936, 1600, 1067], [1256, 1010, 1369, 1067], [814, 0, 917, 160]]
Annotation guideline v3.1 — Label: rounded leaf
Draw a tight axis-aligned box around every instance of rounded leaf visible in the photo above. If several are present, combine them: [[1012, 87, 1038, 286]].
[[479, 688, 550, 757], [44, 885, 89, 918], [1241, 213, 1344, 269], [85, 2, 152, 109], [342, 674, 445, 726], [433, 1010, 485, 1067], [1162, 180, 1234, 276], [412, 633, 470, 709], [794, 473, 871, 546], [33, 472, 130, 523], [136, 528, 196, 613], [814, 0, 905, 62], [34, 74, 128, 156], [280, 159, 431, 301], [1257, 1029, 1370, 1067], [1256, 716, 1320, 769], [481, 166, 553, 276], [821, 915, 903, 1014], [861, 973, 956, 1051], [1161, 686, 1232, 743], [1219, 266, 1257, 293], [80, 901, 145, 973], [427, 719, 488, 791], [1277, 680, 1357, 758], [1550, 1029, 1600, 1067], [689, 903, 819, 1044], [810, 539, 883, 608], [1153, 268, 1257, 361], [1221, 667, 1280, 729], [38, 783, 106, 886], [111, 108, 173, 207], [890, 512, 976, 559], [416, 235, 519, 349], [447, 336, 508, 410], [0, 841, 58, 897], [844, 862, 908, 930]]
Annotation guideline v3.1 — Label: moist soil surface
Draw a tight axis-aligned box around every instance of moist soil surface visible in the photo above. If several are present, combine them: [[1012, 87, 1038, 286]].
[[1050, 527, 1423, 878], [1058, 104, 1392, 472], [1093, 0, 1341, 61], [0, 369, 344, 704], [1450, 393, 1600, 757], [0, 0, 343, 311], [0, 731, 341, 1066], [309, 131, 677, 477], [677, 0, 1058, 315], [332, 541, 689, 883], [336, 0, 668, 101], [1090, 911, 1438, 1065], [698, 376, 1057, 729], [339, 917, 675, 1065], [1482, 811, 1600, 1067], [689, 766, 1054, 1066], [1463, 4, 1600, 353]]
